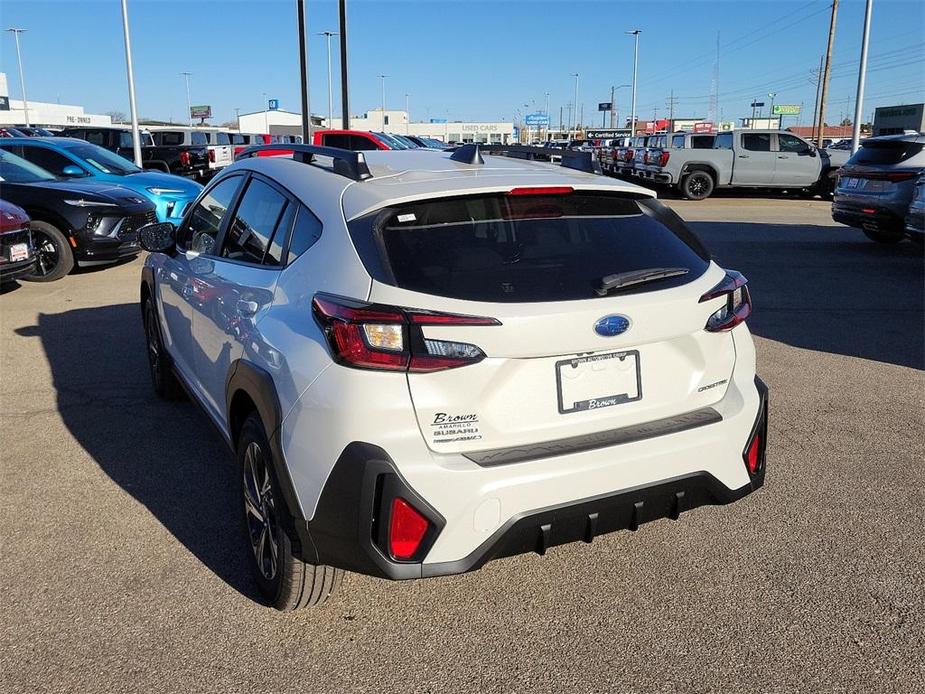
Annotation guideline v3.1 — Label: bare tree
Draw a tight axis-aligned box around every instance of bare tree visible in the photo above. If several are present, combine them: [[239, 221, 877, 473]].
[[219, 120, 238, 129], [105, 110, 127, 123]]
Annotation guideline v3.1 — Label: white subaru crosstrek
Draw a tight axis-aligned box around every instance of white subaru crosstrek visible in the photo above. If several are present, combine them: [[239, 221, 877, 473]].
[[138, 144, 768, 611]]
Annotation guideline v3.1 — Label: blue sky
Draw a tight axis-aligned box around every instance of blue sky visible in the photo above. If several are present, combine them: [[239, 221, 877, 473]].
[[1, 0, 922, 127]]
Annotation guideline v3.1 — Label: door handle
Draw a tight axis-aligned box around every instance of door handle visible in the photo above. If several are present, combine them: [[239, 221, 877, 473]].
[[738, 154, 750, 158], [777, 155, 788, 159], [237, 300, 259, 317]]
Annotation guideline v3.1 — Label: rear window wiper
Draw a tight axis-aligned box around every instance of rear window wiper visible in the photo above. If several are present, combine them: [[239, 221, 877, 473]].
[[595, 267, 690, 296]]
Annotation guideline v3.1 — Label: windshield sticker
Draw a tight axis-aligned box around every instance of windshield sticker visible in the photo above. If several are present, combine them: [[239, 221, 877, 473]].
[[397, 213, 416, 223], [431, 412, 481, 444]]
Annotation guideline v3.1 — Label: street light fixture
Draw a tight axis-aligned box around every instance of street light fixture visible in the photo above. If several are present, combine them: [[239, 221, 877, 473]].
[[317, 31, 338, 128], [180, 71, 192, 126], [626, 29, 641, 134], [5, 28, 30, 127]]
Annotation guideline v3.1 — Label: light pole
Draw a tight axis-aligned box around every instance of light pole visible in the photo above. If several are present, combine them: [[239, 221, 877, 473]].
[[768, 92, 777, 128], [851, 0, 873, 153], [405, 93, 410, 134], [612, 84, 630, 129], [378, 74, 389, 130], [5, 28, 30, 126], [570, 73, 579, 139], [544, 91, 550, 142], [296, 0, 312, 143], [317, 31, 338, 128], [117, 4, 142, 166], [262, 91, 269, 133], [338, 0, 350, 129], [627, 29, 641, 134], [181, 71, 192, 126]]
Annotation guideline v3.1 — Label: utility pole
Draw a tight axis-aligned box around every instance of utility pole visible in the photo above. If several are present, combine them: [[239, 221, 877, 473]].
[[405, 93, 410, 134], [181, 72, 192, 126], [570, 72, 580, 139], [851, 0, 873, 153], [5, 28, 29, 127], [296, 0, 312, 143], [610, 85, 615, 128], [768, 92, 777, 129], [816, 0, 839, 147], [378, 74, 389, 130], [811, 54, 824, 137], [117, 5, 141, 166], [544, 91, 550, 142], [338, 0, 350, 129], [317, 31, 338, 128], [627, 29, 641, 134], [666, 89, 678, 129]]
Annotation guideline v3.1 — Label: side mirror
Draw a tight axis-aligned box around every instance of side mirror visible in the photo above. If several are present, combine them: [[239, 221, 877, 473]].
[[61, 165, 85, 177], [138, 222, 177, 254]]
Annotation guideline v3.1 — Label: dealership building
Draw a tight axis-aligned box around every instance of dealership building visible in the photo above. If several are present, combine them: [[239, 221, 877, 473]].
[[0, 72, 113, 128], [237, 107, 513, 144]]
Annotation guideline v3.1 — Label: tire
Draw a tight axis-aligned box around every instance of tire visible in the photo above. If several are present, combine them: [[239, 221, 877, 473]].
[[681, 171, 714, 200], [816, 170, 838, 198], [862, 226, 905, 244], [237, 412, 342, 610], [143, 299, 184, 400], [24, 221, 74, 282]]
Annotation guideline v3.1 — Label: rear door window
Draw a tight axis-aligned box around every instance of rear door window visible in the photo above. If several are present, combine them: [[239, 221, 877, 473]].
[[714, 133, 733, 150], [350, 193, 709, 303], [153, 131, 184, 147], [671, 135, 685, 148], [742, 133, 772, 151]]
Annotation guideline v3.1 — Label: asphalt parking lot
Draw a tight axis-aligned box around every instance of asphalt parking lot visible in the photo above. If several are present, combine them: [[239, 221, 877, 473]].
[[2, 196, 923, 694]]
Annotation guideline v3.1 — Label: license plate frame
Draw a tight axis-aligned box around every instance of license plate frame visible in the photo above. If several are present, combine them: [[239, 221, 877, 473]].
[[555, 350, 642, 415], [8, 243, 29, 263]]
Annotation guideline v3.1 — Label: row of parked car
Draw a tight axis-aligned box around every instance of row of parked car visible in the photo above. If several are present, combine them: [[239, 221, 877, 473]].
[[0, 125, 456, 285], [591, 129, 924, 245]]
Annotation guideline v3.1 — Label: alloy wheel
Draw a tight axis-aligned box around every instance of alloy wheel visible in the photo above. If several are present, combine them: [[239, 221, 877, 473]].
[[243, 442, 279, 581], [145, 307, 162, 388], [32, 231, 59, 277]]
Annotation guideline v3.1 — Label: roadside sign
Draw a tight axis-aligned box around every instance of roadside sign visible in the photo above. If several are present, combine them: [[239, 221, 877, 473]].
[[524, 112, 549, 126], [598, 102, 613, 112], [268, 99, 280, 111], [693, 122, 715, 133], [772, 104, 801, 116], [586, 129, 630, 138], [750, 101, 765, 108], [190, 104, 212, 119]]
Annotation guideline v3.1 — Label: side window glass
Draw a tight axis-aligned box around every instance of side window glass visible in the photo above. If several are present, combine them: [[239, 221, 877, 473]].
[[324, 134, 349, 149], [714, 133, 733, 150], [118, 132, 133, 149], [222, 178, 288, 264], [191, 132, 208, 146], [19, 147, 78, 176], [672, 135, 685, 148], [85, 131, 105, 146], [742, 133, 771, 152], [286, 206, 323, 265], [778, 134, 807, 153], [179, 176, 241, 254], [350, 135, 379, 151], [266, 203, 295, 266]]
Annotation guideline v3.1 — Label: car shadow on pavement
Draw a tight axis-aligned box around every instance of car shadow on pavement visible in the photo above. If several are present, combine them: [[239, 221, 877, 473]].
[[692, 221, 924, 370], [15, 303, 261, 603]]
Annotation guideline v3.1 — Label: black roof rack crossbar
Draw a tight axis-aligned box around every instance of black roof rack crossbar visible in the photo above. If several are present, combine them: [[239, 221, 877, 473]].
[[235, 144, 372, 181], [455, 144, 603, 176]]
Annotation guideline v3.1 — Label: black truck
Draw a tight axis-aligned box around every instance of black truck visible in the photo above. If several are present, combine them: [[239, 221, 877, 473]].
[[57, 126, 209, 180]]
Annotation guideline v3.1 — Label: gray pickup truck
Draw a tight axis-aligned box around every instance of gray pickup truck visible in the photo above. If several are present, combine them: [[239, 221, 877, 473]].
[[637, 132, 716, 182], [648, 129, 846, 200]]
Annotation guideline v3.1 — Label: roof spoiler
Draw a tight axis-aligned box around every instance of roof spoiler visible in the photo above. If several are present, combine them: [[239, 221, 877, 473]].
[[235, 144, 372, 181], [447, 143, 602, 175]]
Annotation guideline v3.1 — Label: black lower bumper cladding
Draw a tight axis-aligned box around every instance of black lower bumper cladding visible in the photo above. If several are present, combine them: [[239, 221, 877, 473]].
[[300, 379, 769, 580]]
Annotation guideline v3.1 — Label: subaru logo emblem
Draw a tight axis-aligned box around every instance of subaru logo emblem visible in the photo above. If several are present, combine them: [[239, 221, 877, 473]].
[[594, 315, 631, 337]]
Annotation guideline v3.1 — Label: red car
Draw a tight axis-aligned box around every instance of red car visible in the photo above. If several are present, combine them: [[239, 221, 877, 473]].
[[0, 200, 36, 283], [312, 130, 393, 151]]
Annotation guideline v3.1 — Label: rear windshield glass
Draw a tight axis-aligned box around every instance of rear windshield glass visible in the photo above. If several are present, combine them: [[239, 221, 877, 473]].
[[849, 140, 924, 166], [153, 131, 184, 147], [350, 193, 710, 303]]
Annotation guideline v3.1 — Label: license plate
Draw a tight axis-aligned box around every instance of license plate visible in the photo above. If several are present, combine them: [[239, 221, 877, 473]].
[[556, 350, 641, 414], [8, 243, 29, 262], [845, 177, 861, 189]]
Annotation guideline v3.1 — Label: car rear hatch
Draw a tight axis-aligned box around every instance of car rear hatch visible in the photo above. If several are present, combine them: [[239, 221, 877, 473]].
[[342, 189, 741, 457], [837, 138, 924, 199]]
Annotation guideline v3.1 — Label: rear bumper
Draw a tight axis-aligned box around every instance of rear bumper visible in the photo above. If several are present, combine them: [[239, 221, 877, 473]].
[[832, 200, 905, 232], [288, 364, 768, 580], [0, 257, 37, 282]]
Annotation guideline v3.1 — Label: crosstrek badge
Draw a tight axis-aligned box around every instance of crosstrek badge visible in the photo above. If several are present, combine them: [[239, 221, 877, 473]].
[[431, 412, 481, 444]]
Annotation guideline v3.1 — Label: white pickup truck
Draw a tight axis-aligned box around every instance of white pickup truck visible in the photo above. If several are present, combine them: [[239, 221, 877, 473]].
[[647, 129, 848, 200]]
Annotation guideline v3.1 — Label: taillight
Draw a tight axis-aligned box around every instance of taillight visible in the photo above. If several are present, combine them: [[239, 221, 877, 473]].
[[312, 294, 499, 372], [208, 149, 216, 163], [179, 151, 191, 167], [625, 148, 635, 161], [659, 151, 670, 167], [849, 170, 918, 183], [699, 270, 752, 332], [388, 497, 430, 560], [643, 151, 650, 164]]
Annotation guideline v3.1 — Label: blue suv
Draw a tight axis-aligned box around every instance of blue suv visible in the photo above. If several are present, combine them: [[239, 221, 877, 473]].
[[0, 138, 201, 225]]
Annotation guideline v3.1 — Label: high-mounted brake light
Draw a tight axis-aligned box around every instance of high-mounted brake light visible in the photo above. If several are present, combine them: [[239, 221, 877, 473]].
[[389, 497, 430, 560], [699, 270, 752, 332], [507, 186, 574, 196], [312, 294, 499, 372]]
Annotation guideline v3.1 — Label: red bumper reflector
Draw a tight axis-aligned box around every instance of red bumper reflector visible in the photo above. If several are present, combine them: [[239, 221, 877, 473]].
[[861, 208, 877, 214], [745, 434, 762, 475], [389, 497, 430, 560]]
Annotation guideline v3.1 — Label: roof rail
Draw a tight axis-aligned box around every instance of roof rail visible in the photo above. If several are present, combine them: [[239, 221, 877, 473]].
[[235, 144, 372, 181]]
